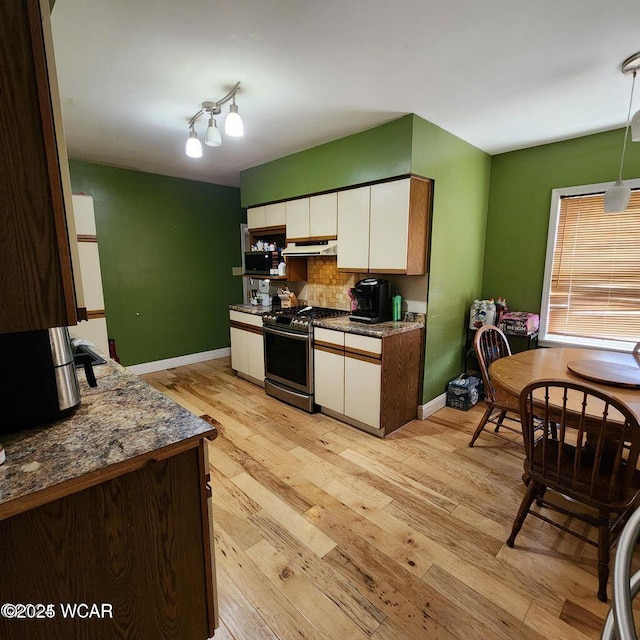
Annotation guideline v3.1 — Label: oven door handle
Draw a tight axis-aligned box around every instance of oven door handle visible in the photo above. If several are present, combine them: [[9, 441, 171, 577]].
[[263, 326, 310, 341]]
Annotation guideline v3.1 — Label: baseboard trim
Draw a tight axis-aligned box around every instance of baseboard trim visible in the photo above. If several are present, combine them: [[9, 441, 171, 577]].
[[417, 393, 447, 420], [127, 348, 231, 375]]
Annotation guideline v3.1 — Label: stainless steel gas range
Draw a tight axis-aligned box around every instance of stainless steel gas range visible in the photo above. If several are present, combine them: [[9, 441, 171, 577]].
[[263, 306, 349, 412]]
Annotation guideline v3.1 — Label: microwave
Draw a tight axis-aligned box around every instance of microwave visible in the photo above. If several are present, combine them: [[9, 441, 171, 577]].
[[245, 251, 274, 275]]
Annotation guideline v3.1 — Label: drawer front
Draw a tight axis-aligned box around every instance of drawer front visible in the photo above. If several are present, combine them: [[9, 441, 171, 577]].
[[229, 310, 263, 328], [344, 333, 382, 356], [314, 327, 345, 347]]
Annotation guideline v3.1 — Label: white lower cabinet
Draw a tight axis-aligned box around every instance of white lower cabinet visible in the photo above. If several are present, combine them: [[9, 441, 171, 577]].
[[344, 354, 381, 429], [229, 310, 264, 385], [314, 329, 382, 432], [314, 326, 423, 437], [314, 328, 345, 414]]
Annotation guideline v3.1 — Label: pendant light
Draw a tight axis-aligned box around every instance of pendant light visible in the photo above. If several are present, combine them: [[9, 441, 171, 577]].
[[604, 52, 640, 213], [225, 96, 244, 137], [185, 126, 203, 158], [184, 82, 243, 157]]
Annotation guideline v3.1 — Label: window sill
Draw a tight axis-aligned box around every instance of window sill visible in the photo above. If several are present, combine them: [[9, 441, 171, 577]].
[[539, 335, 636, 353]]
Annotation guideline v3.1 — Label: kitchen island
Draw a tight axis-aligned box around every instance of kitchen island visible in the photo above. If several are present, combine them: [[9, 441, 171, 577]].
[[0, 359, 218, 639]]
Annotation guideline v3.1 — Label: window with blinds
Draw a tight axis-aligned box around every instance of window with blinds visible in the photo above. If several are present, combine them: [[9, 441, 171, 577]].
[[546, 189, 640, 346]]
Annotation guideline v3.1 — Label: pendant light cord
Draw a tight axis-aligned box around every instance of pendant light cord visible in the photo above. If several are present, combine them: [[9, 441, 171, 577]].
[[618, 70, 637, 181]]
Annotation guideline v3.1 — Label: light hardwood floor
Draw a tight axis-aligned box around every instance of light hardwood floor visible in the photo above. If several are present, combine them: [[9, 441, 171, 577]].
[[143, 356, 633, 640]]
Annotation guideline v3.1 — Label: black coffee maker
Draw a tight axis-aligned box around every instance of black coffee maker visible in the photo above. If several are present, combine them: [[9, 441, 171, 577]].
[[349, 278, 391, 324]]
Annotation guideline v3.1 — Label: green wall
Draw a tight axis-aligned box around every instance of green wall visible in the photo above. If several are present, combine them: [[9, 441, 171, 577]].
[[69, 160, 244, 366], [240, 116, 413, 206], [241, 114, 491, 404], [482, 128, 640, 313], [410, 116, 491, 402]]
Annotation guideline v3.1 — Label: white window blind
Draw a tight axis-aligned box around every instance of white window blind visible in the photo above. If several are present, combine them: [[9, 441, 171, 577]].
[[547, 190, 640, 345]]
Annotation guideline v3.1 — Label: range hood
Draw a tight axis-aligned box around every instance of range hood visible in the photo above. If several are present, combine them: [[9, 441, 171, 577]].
[[281, 240, 337, 257]]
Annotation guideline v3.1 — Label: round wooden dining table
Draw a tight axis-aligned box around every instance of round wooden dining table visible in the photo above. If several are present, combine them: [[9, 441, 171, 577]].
[[490, 347, 640, 422]]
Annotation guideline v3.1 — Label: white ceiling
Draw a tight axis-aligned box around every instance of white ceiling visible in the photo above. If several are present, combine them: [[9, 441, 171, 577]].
[[51, 0, 640, 188]]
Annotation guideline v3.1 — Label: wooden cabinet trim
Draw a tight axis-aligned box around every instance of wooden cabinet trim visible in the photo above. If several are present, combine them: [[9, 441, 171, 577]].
[[368, 269, 407, 274], [286, 235, 338, 243], [86, 309, 106, 320], [314, 341, 345, 356], [199, 439, 219, 635], [406, 177, 432, 275], [248, 225, 286, 235], [230, 320, 263, 335], [344, 346, 381, 364]]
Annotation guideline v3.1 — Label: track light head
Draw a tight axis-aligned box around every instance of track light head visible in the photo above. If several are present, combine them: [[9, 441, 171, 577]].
[[205, 116, 222, 147], [185, 128, 203, 158], [225, 101, 244, 137]]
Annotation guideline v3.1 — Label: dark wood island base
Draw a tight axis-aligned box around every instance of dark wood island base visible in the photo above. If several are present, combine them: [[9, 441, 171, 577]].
[[0, 361, 219, 640]]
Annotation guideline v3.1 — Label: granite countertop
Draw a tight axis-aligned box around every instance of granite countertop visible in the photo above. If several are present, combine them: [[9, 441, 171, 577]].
[[0, 359, 216, 518], [313, 316, 425, 338], [229, 303, 271, 315]]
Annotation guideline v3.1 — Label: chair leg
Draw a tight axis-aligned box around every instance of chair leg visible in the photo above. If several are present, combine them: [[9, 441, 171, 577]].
[[507, 479, 539, 547], [535, 485, 547, 507], [494, 410, 507, 433], [469, 404, 494, 447], [597, 511, 611, 603]]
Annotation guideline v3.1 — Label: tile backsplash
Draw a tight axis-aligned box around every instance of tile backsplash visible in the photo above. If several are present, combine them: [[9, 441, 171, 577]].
[[282, 257, 428, 315], [297, 257, 362, 310]]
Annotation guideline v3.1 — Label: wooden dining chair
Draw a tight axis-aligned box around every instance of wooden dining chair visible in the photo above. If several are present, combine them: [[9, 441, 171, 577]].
[[468, 324, 522, 447], [507, 379, 640, 602]]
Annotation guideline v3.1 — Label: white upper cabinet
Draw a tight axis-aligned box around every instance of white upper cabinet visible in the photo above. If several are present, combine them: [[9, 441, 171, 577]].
[[337, 186, 370, 271], [250, 176, 431, 274], [247, 206, 266, 230], [285, 198, 310, 240], [248, 203, 285, 230], [369, 178, 411, 272], [265, 202, 286, 227], [309, 193, 337, 238]]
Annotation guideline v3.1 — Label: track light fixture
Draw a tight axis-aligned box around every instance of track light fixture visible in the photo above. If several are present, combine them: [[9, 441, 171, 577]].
[[604, 52, 640, 213], [185, 82, 243, 157]]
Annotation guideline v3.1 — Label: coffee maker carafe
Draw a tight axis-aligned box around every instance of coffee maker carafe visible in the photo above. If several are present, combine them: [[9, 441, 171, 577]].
[[0, 327, 81, 433], [349, 278, 391, 324]]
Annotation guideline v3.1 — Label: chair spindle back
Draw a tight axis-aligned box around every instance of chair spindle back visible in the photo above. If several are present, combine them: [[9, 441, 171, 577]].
[[519, 379, 640, 506], [474, 325, 512, 405]]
